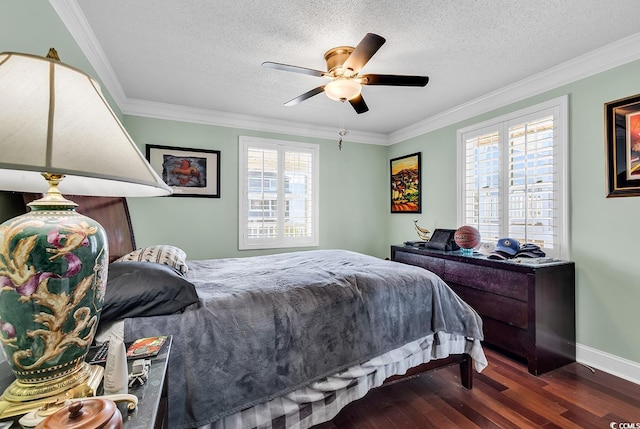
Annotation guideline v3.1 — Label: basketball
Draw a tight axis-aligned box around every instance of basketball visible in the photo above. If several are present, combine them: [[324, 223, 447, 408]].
[[454, 226, 481, 249]]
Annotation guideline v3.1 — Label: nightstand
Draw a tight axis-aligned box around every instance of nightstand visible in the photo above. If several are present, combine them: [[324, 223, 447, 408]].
[[121, 335, 171, 429], [0, 335, 171, 429]]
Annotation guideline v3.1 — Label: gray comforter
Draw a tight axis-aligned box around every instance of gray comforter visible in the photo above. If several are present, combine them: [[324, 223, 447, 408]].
[[123, 249, 483, 429]]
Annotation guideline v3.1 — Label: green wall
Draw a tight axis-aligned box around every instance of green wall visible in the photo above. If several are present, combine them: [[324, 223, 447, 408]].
[[389, 60, 640, 365], [0, 0, 121, 117], [122, 116, 389, 259]]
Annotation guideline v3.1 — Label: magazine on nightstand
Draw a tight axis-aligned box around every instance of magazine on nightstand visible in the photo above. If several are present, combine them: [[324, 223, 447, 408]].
[[126, 336, 167, 359]]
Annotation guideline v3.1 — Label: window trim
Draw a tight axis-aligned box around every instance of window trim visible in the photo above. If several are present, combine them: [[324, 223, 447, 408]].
[[456, 95, 569, 259], [239, 136, 319, 250]]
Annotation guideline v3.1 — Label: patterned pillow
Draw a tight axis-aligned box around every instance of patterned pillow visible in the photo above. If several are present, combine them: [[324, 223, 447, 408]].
[[116, 245, 188, 274]]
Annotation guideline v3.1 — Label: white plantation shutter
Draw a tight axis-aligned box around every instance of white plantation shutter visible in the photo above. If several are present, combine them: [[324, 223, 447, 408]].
[[463, 128, 502, 242], [239, 136, 319, 250], [246, 147, 278, 239], [284, 150, 315, 238], [458, 96, 568, 259], [507, 115, 556, 249]]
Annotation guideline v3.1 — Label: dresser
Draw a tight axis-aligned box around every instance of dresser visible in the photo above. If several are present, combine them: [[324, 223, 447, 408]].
[[391, 245, 576, 375]]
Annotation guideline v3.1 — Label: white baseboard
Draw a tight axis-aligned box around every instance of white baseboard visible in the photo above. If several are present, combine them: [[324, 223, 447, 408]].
[[576, 343, 640, 385]]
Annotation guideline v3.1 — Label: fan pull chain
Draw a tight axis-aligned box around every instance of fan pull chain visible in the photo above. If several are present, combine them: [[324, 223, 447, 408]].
[[338, 128, 348, 151], [338, 101, 348, 150]]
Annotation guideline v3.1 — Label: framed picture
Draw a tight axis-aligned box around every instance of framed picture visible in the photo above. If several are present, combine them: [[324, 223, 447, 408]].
[[146, 144, 220, 198], [605, 93, 640, 197], [390, 152, 421, 213]]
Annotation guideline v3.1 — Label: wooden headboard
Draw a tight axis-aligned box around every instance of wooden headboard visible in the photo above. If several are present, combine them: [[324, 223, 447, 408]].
[[22, 194, 136, 262]]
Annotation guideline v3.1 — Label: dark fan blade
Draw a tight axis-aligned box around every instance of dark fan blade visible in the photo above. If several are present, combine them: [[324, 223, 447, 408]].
[[342, 33, 386, 75], [361, 74, 429, 87], [348, 94, 369, 114], [262, 61, 326, 77], [284, 86, 326, 106]]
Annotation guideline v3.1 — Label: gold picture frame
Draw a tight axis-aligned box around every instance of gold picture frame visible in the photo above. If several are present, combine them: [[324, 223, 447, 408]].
[[605, 93, 640, 197]]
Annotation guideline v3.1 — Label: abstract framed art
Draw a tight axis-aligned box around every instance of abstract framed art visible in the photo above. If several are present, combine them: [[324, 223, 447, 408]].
[[390, 152, 421, 213], [605, 93, 640, 197], [146, 144, 221, 197]]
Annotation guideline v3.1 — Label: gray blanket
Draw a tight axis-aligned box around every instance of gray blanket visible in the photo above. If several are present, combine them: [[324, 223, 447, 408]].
[[123, 249, 483, 429]]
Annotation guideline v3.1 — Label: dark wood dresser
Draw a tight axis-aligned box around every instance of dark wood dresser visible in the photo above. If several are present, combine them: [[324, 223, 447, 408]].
[[391, 245, 576, 375]]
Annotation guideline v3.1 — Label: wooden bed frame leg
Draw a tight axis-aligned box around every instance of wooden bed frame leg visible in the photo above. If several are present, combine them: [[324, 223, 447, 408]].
[[460, 353, 473, 389], [382, 353, 475, 390]]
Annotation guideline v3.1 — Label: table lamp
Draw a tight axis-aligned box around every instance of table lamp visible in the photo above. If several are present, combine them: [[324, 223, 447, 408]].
[[0, 49, 171, 418]]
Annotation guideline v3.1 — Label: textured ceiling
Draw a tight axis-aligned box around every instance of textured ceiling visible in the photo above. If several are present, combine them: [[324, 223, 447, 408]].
[[65, 0, 640, 138]]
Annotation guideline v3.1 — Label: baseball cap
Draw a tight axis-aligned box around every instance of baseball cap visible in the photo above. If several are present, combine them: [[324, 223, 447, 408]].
[[516, 243, 546, 258], [494, 238, 520, 256], [487, 250, 512, 260], [477, 242, 495, 256]]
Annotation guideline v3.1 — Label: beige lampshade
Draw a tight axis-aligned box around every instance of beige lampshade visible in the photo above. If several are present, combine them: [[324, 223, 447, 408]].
[[0, 51, 171, 197]]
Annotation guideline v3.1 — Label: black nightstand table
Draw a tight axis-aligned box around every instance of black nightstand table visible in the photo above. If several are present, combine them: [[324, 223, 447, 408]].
[[0, 335, 171, 429], [121, 335, 171, 429]]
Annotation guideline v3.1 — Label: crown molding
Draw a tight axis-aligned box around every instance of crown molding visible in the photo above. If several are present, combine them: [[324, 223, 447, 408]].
[[388, 32, 640, 144], [49, 0, 388, 145], [51, 0, 640, 147], [49, 0, 128, 107], [122, 98, 388, 145]]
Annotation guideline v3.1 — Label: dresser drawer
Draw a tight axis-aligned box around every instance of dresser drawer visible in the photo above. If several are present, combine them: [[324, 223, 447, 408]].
[[443, 260, 528, 302], [449, 283, 528, 329], [392, 250, 445, 277], [482, 318, 529, 358]]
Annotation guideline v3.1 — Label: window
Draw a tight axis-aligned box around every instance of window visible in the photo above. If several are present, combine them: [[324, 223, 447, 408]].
[[239, 136, 319, 250], [457, 96, 568, 259]]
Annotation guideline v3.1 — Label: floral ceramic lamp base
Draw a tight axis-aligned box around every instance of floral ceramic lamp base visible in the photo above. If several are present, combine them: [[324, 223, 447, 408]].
[[0, 176, 108, 418], [0, 364, 104, 419]]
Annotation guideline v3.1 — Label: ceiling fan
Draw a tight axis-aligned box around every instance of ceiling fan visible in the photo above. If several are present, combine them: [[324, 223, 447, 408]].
[[262, 33, 429, 114]]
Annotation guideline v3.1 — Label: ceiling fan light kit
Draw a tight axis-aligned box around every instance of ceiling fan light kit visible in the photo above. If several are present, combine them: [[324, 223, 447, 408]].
[[324, 78, 361, 101], [263, 33, 429, 114]]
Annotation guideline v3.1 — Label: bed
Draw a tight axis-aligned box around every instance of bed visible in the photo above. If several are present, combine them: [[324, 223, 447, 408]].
[[22, 194, 487, 429]]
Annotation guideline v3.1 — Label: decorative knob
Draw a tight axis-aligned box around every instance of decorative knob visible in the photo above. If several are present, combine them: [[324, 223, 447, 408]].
[[35, 398, 122, 428], [68, 401, 84, 419]]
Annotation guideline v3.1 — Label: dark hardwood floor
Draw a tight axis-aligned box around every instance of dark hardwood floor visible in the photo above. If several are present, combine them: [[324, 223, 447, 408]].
[[315, 347, 640, 428]]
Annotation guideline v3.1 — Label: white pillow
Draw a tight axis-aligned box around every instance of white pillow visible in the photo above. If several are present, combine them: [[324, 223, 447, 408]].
[[115, 245, 188, 274]]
